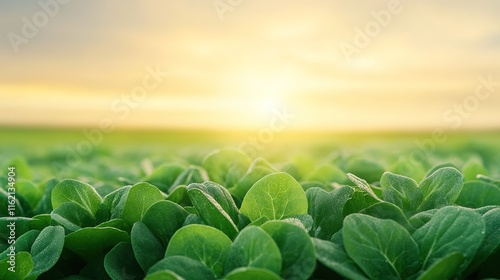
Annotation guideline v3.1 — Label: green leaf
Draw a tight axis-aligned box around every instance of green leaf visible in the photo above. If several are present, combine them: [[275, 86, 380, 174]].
[[65, 227, 129, 262], [148, 256, 216, 280], [188, 181, 239, 221], [360, 202, 414, 232], [142, 200, 189, 246], [247, 216, 270, 227], [165, 224, 232, 277], [203, 148, 252, 188], [0, 230, 39, 260], [390, 157, 426, 182], [343, 214, 420, 279], [170, 166, 209, 192], [121, 182, 164, 225], [231, 158, 277, 201], [412, 206, 485, 271], [313, 238, 369, 280], [347, 173, 383, 202], [304, 164, 349, 184], [51, 179, 102, 215], [477, 174, 500, 188], [474, 205, 498, 215], [283, 214, 313, 232], [0, 188, 25, 217], [408, 209, 437, 231], [96, 219, 128, 231], [417, 167, 463, 211], [27, 225, 65, 279], [183, 213, 204, 226], [0, 217, 32, 243], [187, 182, 239, 239], [345, 158, 385, 183], [225, 226, 281, 275], [224, 267, 282, 280], [301, 181, 332, 192], [131, 221, 165, 272], [463, 156, 488, 181], [456, 181, 500, 208], [416, 252, 464, 280], [0, 252, 33, 280], [424, 163, 459, 178], [33, 178, 58, 215], [104, 242, 144, 280], [380, 172, 423, 213], [306, 186, 353, 240], [281, 155, 316, 181], [261, 220, 315, 280], [95, 186, 131, 223], [16, 193, 33, 216], [145, 163, 185, 192], [145, 270, 183, 280], [166, 185, 191, 206], [466, 208, 500, 274], [342, 190, 380, 216], [29, 214, 52, 231], [15, 180, 42, 210], [50, 202, 96, 232], [240, 172, 308, 222], [79, 255, 111, 280], [8, 158, 33, 180]]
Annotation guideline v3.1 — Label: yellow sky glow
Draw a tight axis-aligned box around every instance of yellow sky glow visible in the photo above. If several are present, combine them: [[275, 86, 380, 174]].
[[0, 1, 499, 131]]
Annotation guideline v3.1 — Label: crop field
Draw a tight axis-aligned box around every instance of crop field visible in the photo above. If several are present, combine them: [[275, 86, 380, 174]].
[[1, 129, 499, 280]]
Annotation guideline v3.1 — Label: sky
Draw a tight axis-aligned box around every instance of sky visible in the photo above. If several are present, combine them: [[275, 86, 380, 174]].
[[0, 0, 499, 131]]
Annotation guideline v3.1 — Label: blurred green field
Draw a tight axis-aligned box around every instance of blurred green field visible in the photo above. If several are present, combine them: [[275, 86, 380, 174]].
[[1, 127, 499, 191], [1, 128, 500, 279]]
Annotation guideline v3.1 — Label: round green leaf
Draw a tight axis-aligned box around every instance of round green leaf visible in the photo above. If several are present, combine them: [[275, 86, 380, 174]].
[[28, 225, 65, 278], [148, 256, 216, 280], [456, 181, 500, 208], [142, 200, 189, 246], [145, 270, 183, 280], [343, 214, 420, 280], [417, 167, 463, 211], [203, 148, 252, 188], [417, 252, 464, 280], [240, 172, 308, 222], [51, 179, 102, 215], [313, 238, 369, 280], [306, 186, 353, 240], [50, 202, 96, 232], [412, 206, 485, 271], [165, 224, 231, 277], [131, 221, 165, 272], [104, 242, 144, 280], [0, 251, 33, 280], [224, 267, 282, 280], [261, 220, 315, 280], [187, 182, 239, 239], [225, 226, 281, 274], [65, 227, 129, 262], [15, 180, 42, 210], [121, 182, 164, 225]]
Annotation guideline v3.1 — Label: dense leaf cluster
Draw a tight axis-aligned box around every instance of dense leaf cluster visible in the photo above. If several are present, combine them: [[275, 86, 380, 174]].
[[1, 148, 499, 280]]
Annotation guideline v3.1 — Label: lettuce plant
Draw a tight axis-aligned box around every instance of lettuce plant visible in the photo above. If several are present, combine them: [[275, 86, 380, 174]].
[[0, 148, 499, 280]]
